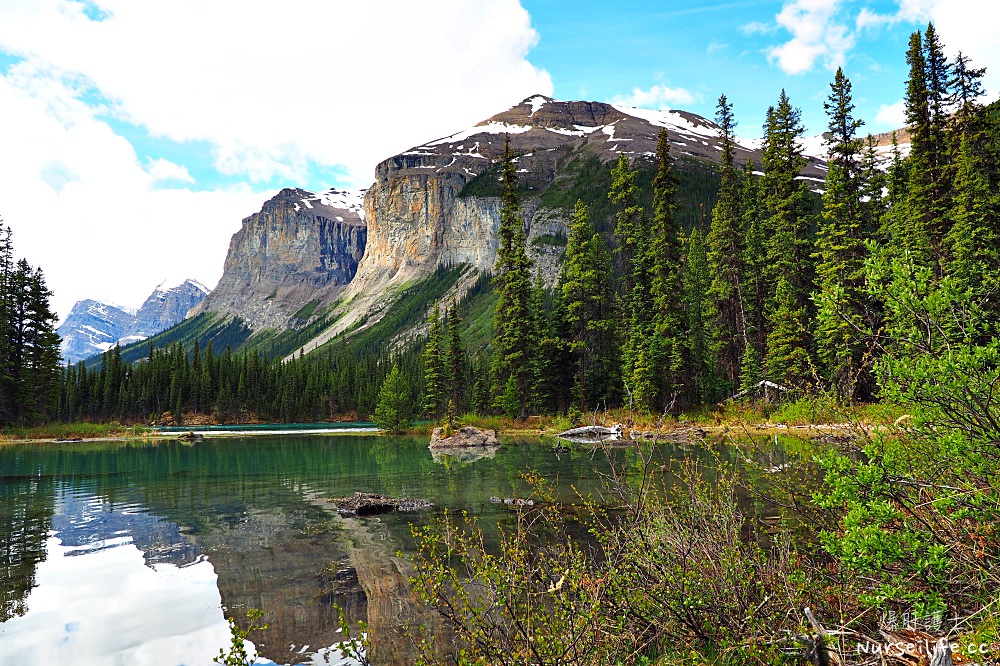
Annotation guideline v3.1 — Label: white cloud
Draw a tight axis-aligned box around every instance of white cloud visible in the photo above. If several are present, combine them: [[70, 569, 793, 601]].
[[740, 21, 778, 35], [0, 0, 552, 186], [146, 159, 194, 185], [0, 0, 553, 321], [903, 1, 1000, 102], [0, 61, 263, 321], [707, 41, 728, 55], [856, 0, 934, 29], [855, 1, 1000, 102], [610, 84, 698, 109], [874, 99, 907, 128], [767, 0, 855, 75]]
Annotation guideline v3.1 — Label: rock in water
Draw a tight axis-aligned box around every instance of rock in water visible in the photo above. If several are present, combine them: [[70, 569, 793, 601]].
[[330, 492, 432, 516], [429, 426, 500, 449]]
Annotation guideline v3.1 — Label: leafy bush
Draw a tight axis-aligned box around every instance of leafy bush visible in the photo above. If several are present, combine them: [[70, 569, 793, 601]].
[[407, 457, 813, 665]]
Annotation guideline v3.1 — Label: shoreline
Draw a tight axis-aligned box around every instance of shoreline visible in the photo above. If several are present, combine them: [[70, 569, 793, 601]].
[[0, 418, 874, 447]]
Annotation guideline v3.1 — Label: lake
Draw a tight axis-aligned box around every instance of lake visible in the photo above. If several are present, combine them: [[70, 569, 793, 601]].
[[0, 432, 719, 665]]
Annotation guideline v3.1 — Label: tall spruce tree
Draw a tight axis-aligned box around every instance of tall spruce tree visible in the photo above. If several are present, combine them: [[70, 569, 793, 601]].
[[609, 153, 653, 404], [813, 68, 871, 402], [491, 135, 535, 418], [648, 128, 686, 408], [944, 134, 1000, 320], [766, 277, 814, 391], [740, 159, 767, 384], [0, 219, 61, 425], [948, 51, 986, 139], [445, 299, 467, 413], [683, 228, 716, 403], [528, 270, 554, 413], [903, 25, 953, 268], [761, 90, 814, 383], [705, 94, 746, 392], [423, 301, 445, 419], [557, 200, 618, 411]]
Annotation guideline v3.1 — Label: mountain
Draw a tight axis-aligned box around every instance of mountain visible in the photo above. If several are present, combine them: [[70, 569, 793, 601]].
[[57, 300, 136, 365], [57, 279, 208, 364], [188, 188, 366, 331], [119, 279, 210, 345], [116, 95, 833, 362], [285, 95, 827, 355]]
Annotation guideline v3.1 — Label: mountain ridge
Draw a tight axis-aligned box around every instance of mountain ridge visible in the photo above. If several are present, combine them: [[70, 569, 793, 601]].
[[114, 95, 842, 362]]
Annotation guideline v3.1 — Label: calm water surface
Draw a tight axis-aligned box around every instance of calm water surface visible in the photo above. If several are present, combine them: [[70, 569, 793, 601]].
[[0, 432, 710, 665]]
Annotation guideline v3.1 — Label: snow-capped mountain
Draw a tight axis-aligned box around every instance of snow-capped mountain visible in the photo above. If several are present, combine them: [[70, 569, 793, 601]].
[[120, 279, 209, 345], [56, 300, 136, 365], [57, 279, 208, 364]]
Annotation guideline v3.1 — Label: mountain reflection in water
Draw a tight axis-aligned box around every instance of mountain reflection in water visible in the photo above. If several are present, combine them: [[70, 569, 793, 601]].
[[0, 434, 711, 665]]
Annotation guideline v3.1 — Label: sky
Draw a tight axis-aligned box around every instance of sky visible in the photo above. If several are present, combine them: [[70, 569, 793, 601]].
[[0, 0, 994, 322]]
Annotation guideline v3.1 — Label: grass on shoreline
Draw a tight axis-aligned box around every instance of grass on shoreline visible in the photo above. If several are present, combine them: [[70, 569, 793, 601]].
[[10, 398, 907, 442], [407, 397, 907, 436], [0, 422, 151, 442]]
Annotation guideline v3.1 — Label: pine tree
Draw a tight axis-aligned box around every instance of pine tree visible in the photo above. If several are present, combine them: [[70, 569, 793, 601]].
[[373, 365, 412, 432], [903, 24, 953, 268], [741, 159, 767, 373], [705, 94, 746, 392], [683, 228, 716, 403], [762, 90, 814, 306], [491, 135, 535, 418], [944, 134, 1000, 319], [648, 128, 686, 407], [445, 299, 467, 413], [609, 153, 651, 398], [423, 301, 445, 419], [948, 51, 986, 139], [813, 68, 871, 402], [528, 270, 554, 413], [766, 277, 814, 391], [860, 135, 888, 237], [0, 219, 62, 426], [760, 90, 814, 380], [556, 200, 618, 411]]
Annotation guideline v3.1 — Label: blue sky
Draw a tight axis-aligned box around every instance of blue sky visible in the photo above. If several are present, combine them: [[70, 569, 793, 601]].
[[523, 0, 920, 139], [0, 0, 993, 319]]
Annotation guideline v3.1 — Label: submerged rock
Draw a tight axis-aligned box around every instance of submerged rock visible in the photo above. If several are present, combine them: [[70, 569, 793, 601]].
[[429, 426, 500, 449], [329, 492, 432, 516]]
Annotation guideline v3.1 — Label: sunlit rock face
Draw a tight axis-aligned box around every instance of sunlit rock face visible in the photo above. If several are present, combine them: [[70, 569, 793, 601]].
[[192, 188, 367, 331]]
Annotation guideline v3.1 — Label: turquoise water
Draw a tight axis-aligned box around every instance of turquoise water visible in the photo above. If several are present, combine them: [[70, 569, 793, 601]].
[[0, 433, 700, 665]]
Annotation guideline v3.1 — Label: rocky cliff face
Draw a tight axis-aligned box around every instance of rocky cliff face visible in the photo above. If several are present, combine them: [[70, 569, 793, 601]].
[[192, 188, 367, 331]]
